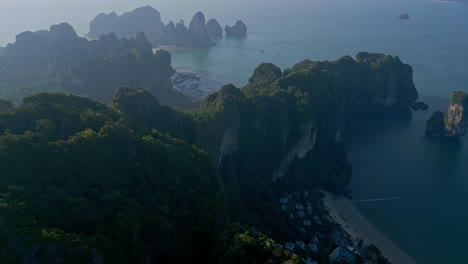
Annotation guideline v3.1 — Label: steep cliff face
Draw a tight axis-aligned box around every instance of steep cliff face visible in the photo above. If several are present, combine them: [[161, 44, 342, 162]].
[[280, 53, 418, 118], [427, 91, 468, 138], [188, 12, 215, 48], [355, 52, 418, 111], [87, 6, 165, 45], [272, 123, 317, 181], [88, 7, 223, 48], [225, 20, 247, 37], [444, 91, 468, 138], [206, 19, 223, 38]]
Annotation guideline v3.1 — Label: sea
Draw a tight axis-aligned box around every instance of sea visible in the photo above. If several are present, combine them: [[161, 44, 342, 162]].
[[164, 1, 468, 263]]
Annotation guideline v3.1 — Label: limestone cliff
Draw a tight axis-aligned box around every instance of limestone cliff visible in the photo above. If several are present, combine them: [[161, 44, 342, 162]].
[[206, 19, 223, 39], [188, 12, 215, 48], [444, 92, 468, 137], [88, 7, 223, 48], [87, 6, 165, 46], [225, 20, 247, 37], [426, 91, 468, 138]]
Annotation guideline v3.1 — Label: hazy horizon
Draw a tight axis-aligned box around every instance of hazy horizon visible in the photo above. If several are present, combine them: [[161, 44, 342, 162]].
[[0, 0, 304, 45], [0, 0, 418, 46]]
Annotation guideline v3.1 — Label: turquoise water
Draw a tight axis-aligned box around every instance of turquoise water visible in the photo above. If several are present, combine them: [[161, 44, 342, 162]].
[[347, 97, 468, 264], [169, 0, 468, 99], [166, 1, 468, 263]]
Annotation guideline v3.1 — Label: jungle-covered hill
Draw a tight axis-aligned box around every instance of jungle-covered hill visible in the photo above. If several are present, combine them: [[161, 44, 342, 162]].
[[0, 52, 417, 263]]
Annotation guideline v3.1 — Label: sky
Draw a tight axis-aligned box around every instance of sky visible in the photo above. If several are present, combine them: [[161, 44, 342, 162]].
[[0, 0, 430, 46], [0, 0, 287, 45]]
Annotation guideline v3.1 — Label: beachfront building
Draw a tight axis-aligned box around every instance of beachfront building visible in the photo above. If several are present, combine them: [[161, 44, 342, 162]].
[[285, 242, 295, 252], [307, 243, 319, 253], [314, 215, 322, 225], [330, 229, 349, 247], [329, 247, 356, 263], [280, 197, 288, 204], [296, 241, 306, 250], [303, 220, 312, 226], [298, 211, 306, 218], [311, 235, 320, 244], [296, 203, 305, 210]]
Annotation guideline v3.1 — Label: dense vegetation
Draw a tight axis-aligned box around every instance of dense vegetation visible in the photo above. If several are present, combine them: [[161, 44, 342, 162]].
[[0, 51, 418, 262], [0, 92, 225, 263], [0, 23, 193, 107]]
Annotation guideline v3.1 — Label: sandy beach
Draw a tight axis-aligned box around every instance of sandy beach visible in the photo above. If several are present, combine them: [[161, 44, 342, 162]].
[[322, 192, 418, 264]]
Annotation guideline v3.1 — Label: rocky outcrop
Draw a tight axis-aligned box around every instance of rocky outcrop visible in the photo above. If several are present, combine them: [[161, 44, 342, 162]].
[[0, 22, 192, 106], [411, 101, 429, 111], [426, 111, 445, 136], [443, 92, 468, 138], [225, 20, 247, 37], [87, 6, 226, 48], [189, 12, 214, 48], [426, 92, 468, 138], [354, 52, 418, 112], [50, 22, 78, 40], [272, 123, 317, 181], [275, 53, 418, 117], [206, 19, 223, 38], [87, 6, 165, 46], [173, 20, 191, 47], [218, 127, 239, 163], [399, 13, 410, 20]]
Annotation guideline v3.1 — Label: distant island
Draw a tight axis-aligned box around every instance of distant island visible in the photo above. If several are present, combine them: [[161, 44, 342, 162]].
[[399, 13, 410, 20], [87, 6, 248, 48]]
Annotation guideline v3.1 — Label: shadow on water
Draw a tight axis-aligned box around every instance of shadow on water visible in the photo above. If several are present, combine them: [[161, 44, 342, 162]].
[[346, 110, 413, 144]]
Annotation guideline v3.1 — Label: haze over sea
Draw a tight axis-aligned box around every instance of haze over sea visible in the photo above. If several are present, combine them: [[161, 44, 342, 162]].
[[1, 0, 468, 263]]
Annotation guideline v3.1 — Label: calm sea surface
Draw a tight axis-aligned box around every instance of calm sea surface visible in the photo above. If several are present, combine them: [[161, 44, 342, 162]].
[[167, 1, 468, 263]]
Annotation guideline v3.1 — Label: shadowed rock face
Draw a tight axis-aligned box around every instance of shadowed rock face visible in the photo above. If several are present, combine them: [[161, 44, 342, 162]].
[[188, 12, 214, 48], [225, 20, 247, 37], [50, 23, 78, 40], [206, 19, 223, 38], [426, 91, 468, 139], [426, 111, 446, 136]]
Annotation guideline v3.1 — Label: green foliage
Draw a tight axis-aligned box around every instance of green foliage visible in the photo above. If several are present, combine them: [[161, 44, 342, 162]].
[[0, 52, 418, 263], [213, 224, 303, 264], [0, 93, 225, 263]]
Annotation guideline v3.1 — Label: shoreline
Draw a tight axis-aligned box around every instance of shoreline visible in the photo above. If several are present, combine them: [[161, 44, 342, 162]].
[[322, 192, 418, 264]]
